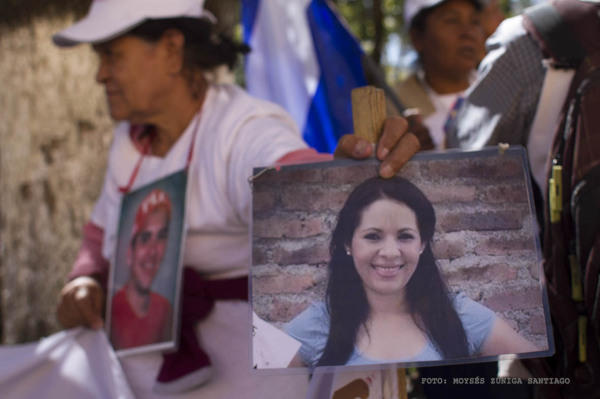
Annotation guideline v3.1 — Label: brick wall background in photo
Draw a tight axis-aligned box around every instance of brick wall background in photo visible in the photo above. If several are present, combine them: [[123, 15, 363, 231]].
[[251, 150, 549, 350]]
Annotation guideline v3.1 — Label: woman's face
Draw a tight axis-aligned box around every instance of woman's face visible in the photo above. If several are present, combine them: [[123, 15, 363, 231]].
[[349, 198, 426, 300], [93, 34, 179, 123], [129, 208, 169, 294], [412, 0, 483, 81]]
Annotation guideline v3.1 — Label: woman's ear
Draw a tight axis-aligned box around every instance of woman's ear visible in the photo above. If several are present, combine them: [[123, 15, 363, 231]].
[[344, 245, 352, 256], [160, 29, 186, 75], [410, 28, 423, 53], [419, 242, 426, 255]]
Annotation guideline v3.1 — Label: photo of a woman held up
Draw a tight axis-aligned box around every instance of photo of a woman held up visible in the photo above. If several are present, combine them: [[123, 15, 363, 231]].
[[251, 152, 552, 370], [286, 175, 538, 367]]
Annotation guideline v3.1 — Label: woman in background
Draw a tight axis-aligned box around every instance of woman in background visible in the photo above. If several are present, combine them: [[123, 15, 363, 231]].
[[390, 0, 485, 150]]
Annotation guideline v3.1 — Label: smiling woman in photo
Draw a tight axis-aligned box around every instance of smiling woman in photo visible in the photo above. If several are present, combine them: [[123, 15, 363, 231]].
[[286, 176, 538, 367]]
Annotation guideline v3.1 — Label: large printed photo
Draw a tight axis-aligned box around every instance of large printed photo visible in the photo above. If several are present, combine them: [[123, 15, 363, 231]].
[[251, 147, 553, 371]]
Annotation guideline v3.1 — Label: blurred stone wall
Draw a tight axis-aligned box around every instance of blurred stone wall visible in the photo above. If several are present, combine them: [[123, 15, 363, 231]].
[[0, 16, 113, 344]]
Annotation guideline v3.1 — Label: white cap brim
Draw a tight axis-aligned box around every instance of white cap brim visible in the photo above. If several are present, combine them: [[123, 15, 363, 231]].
[[404, 0, 484, 29], [53, 0, 216, 47]]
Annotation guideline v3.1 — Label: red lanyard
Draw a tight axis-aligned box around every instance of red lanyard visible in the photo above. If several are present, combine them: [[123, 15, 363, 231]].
[[119, 112, 201, 194]]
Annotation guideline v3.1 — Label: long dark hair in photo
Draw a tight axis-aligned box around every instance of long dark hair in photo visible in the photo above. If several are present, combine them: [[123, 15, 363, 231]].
[[316, 176, 469, 366]]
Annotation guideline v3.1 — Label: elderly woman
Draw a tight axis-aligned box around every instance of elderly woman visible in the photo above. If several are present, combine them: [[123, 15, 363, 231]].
[[391, 0, 485, 150], [52, 0, 419, 398], [109, 188, 173, 352], [286, 176, 538, 367]]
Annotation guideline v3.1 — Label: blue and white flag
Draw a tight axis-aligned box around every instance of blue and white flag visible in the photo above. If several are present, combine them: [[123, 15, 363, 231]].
[[242, 0, 367, 153]]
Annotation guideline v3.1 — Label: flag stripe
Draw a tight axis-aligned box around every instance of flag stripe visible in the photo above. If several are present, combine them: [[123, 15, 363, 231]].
[[242, 0, 366, 153], [241, 0, 260, 44], [305, 0, 367, 152]]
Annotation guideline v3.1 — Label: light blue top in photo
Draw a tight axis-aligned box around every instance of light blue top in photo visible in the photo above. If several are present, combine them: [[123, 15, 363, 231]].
[[285, 292, 496, 367]]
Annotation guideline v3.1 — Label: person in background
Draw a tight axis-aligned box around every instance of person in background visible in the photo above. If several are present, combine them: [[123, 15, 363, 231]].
[[389, 0, 485, 151], [446, 1, 600, 397], [447, 0, 599, 229], [53, 0, 420, 397]]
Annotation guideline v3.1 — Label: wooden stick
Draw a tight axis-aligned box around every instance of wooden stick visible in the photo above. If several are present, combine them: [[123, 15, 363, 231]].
[[397, 368, 408, 399], [351, 86, 386, 143], [351, 85, 408, 399]]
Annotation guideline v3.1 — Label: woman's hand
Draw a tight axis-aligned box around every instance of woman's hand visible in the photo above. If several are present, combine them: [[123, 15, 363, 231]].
[[404, 109, 434, 151], [334, 116, 420, 178], [56, 276, 105, 330]]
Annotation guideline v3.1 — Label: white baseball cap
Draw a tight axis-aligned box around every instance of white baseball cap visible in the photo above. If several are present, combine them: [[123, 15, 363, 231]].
[[53, 0, 216, 47], [404, 0, 483, 29]]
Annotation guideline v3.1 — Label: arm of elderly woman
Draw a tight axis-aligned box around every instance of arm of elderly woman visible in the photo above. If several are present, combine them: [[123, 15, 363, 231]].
[[270, 116, 419, 178], [55, 115, 419, 331], [480, 317, 540, 356], [56, 222, 107, 330], [57, 275, 105, 330]]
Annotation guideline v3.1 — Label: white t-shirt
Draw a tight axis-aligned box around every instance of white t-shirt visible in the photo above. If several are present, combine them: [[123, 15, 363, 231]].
[[92, 83, 307, 280]]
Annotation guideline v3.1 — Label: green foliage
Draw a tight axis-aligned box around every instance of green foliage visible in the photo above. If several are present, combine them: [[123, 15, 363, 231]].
[[335, 0, 407, 58]]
